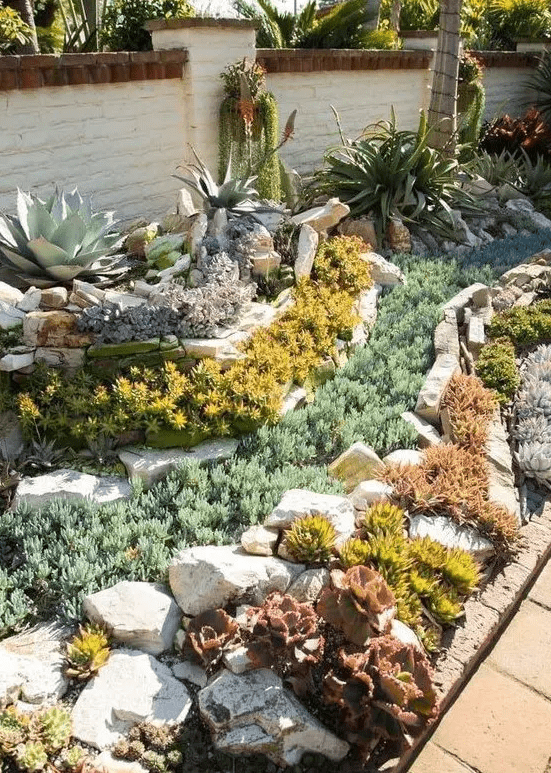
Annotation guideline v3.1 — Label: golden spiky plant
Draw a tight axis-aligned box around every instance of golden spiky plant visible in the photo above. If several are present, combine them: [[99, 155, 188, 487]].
[[283, 514, 337, 564], [65, 623, 111, 681]]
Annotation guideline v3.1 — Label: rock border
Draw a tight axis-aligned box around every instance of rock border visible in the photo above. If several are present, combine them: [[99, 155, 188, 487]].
[[392, 248, 551, 773]]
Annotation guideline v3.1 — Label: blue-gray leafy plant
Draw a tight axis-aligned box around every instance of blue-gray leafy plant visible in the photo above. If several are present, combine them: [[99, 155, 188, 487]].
[[0, 188, 128, 288]]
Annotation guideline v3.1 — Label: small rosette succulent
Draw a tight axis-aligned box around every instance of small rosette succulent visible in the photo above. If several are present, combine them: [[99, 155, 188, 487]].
[[65, 623, 111, 680], [0, 188, 128, 287]]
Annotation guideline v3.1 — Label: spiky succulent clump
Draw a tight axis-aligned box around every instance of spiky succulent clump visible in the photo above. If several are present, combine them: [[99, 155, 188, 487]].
[[38, 708, 71, 752], [113, 722, 182, 773], [283, 514, 337, 563], [363, 501, 406, 536], [0, 188, 128, 288], [174, 148, 259, 213], [65, 623, 110, 680]]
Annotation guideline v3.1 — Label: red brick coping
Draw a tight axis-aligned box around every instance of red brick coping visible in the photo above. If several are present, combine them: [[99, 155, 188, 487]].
[[0, 50, 188, 91], [257, 48, 433, 72], [470, 50, 540, 67]]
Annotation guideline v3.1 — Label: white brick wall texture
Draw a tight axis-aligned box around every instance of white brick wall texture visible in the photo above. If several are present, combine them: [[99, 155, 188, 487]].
[[0, 24, 537, 221], [0, 79, 188, 221]]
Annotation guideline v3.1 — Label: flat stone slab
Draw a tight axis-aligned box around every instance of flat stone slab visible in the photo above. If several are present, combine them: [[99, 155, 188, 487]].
[[487, 599, 551, 700], [119, 438, 239, 488], [71, 649, 192, 750], [0, 622, 70, 704], [415, 353, 461, 426], [265, 488, 355, 543], [432, 664, 551, 773], [409, 514, 495, 561], [169, 544, 304, 617], [401, 410, 442, 448], [13, 469, 132, 509], [529, 556, 551, 609], [198, 668, 349, 767], [83, 581, 181, 656], [486, 411, 520, 525], [409, 741, 479, 773]]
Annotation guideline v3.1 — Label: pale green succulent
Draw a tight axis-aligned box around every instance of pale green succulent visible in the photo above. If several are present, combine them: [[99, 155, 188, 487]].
[[14, 741, 48, 772], [173, 148, 259, 213], [0, 188, 129, 288], [38, 707, 72, 753]]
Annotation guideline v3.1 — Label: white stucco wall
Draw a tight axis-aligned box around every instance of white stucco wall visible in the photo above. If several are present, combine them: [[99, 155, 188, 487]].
[[0, 79, 188, 221]]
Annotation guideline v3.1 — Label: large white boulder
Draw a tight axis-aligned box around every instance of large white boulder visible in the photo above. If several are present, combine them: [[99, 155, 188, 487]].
[[118, 438, 239, 488], [0, 622, 70, 705], [265, 488, 355, 544], [198, 668, 349, 766], [292, 198, 350, 233], [71, 650, 192, 750], [13, 469, 132, 509], [169, 545, 304, 617], [328, 442, 383, 492], [83, 581, 181, 656]]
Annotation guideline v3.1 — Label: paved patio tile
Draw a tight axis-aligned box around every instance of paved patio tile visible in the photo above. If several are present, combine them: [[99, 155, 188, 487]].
[[529, 558, 551, 610], [432, 664, 551, 773], [408, 741, 474, 772], [487, 599, 551, 700]]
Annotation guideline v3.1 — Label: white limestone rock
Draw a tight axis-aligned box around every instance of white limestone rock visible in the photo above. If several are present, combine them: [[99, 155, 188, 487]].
[[0, 281, 23, 306], [292, 198, 350, 233], [198, 668, 349, 766], [13, 469, 132, 509], [71, 650, 192, 750], [434, 308, 460, 360], [408, 514, 495, 561], [119, 439, 239, 488], [240, 524, 279, 556], [280, 386, 307, 416], [0, 300, 25, 330], [286, 567, 330, 603], [486, 410, 521, 525], [467, 314, 486, 358], [16, 287, 41, 312], [294, 224, 318, 279], [265, 488, 355, 544], [348, 480, 392, 510], [0, 350, 34, 371], [383, 449, 423, 467], [223, 646, 255, 674], [441, 283, 488, 322], [251, 251, 281, 277], [390, 619, 423, 651], [415, 353, 461, 426], [180, 337, 244, 365], [358, 285, 382, 330], [327, 442, 383, 492], [190, 213, 208, 259], [169, 545, 304, 617], [361, 252, 405, 286], [0, 622, 70, 705], [40, 287, 68, 309], [171, 661, 207, 688], [401, 410, 443, 448], [177, 188, 198, 218], [34, 347, 85, 370], [83, 581, 181, 656], [237, 302, 278, 331]]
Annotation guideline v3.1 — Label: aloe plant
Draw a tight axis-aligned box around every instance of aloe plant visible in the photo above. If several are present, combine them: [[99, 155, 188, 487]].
[[0, 188, 129, 288], [174, 149, 259, 213]]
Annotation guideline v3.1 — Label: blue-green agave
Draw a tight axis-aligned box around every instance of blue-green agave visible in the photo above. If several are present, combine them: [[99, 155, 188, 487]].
[[0, 188, 129, 288]]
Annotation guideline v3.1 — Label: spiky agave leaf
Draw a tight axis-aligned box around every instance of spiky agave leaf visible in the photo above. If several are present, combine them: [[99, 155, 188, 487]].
[[0, 188, 126, 287]]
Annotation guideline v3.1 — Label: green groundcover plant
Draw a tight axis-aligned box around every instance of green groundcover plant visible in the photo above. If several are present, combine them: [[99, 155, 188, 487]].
[[1, 230, 550, 636]]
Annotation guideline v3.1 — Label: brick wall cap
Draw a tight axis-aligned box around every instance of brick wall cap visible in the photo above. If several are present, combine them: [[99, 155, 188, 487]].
[[145, 17, 258, 31]]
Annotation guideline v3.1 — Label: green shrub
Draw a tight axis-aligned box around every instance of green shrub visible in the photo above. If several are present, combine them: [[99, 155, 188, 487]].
[[488, 0, 551, 48], [399, 0, 439, 30], [100, 0, 194, 51], [486, 299, 551, 346], [476, 339, 520, 402], [313, 112, 476, 241]]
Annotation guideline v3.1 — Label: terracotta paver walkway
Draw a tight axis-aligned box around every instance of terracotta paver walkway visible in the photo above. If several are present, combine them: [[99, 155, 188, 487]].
[[408, 558, 551, 773]]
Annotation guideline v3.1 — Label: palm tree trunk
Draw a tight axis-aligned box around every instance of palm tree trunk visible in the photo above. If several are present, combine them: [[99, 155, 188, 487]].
[[427, 0, 462, 155], [6, 0, 39, 52]]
